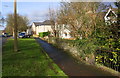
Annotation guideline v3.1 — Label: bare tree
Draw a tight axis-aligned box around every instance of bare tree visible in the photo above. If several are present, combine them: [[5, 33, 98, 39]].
[[57, 2, 105, 39], [49, 8, 56, 37], [6, 14, 28, 35]]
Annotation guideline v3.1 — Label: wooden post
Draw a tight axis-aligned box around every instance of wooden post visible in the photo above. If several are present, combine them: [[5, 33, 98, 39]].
[[14, 0, 18, 52]]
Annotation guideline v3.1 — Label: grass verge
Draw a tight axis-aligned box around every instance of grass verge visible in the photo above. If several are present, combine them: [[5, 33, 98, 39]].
[[2, 38, 67, 76]]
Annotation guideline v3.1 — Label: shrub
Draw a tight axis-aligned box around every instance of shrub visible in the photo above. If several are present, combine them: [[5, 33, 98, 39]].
[[39, 33, 43, 37], [39, 32, 50, 37]]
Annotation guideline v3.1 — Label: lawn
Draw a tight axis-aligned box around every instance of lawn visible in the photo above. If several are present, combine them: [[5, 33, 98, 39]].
[[2, 38, 67, 76]]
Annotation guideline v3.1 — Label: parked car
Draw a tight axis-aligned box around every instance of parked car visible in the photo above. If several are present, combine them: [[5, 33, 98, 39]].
[[0, 35, 5, 37], [2, 33, 11, 37], [18, 32, 30, 38], [18, 32, 26, 38]]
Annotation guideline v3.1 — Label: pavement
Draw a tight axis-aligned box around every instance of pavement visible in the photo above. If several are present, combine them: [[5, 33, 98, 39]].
[[35, 38, 119, 77]]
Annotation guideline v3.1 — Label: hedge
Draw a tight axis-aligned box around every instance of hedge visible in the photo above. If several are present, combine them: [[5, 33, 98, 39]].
[[39, 32, 50, 37]]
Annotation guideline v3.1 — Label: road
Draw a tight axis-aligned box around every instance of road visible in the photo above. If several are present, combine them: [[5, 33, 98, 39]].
[[0, 37, 2, 47], [35, 38, 119, 77], [0, 37, 8, 52], [1, 37, 8, 45]]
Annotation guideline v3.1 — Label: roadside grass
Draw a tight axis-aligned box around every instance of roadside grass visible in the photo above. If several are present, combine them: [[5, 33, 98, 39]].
[[2, 38, 67, 76]]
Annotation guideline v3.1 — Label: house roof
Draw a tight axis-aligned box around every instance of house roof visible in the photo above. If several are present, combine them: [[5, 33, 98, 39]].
[[105, 8, 118, 18], [33, 20, 52, 26], [33, 22, 42, 26], [42, 20, 52, 25]]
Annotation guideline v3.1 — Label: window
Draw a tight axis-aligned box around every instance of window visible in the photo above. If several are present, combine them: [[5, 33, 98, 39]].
[[64, 32, 67, 36]]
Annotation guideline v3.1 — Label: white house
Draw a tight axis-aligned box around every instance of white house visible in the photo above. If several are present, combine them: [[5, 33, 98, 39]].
[[26, 26, 32, 35], [31, 20, 72, 38], [104, 8, 117, 25], [31, 20, 53, 35], [57, 24, 71, 39]]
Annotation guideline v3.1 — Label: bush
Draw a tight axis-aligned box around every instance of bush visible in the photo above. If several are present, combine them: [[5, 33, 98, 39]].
[[39, 33, 43, 37], [39, 32, 50, 37], [54, 38, 97, 62]]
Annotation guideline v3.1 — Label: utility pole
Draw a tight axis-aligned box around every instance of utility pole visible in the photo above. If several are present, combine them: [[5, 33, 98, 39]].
[[14, 0, 18, 52]]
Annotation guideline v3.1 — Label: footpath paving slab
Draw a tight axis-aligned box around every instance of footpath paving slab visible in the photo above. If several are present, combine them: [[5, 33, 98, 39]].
[[35, 38, 119, 77]]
